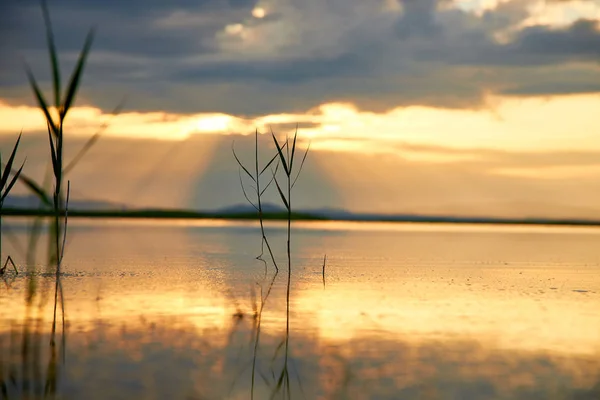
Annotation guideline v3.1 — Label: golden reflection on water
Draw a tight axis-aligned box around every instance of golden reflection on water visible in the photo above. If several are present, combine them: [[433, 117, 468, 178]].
[[2, 291, 599, 399], [1, 220, 600, 398], [2, 278, 598, 353], [4, 280, 598, 355], [296, 283, 600, 354]]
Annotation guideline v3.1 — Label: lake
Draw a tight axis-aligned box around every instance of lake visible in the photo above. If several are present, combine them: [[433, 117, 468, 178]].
[[1, 219, 599, 399]]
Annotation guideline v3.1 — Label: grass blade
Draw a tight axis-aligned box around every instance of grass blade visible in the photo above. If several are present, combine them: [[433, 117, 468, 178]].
[[259, 141, 288, 176], [259, 152, 280, 176], [322, 253, 327, 288], [47, 126, 59, 179], [7, 256, 18, 275], [61, 28, 95, 119], [289, 126, 298, 171], [0, 133, 22, 189], [232, 143, 256, 183], [59, 181, 70, 265], [271, 131, 289, 176], [1, 256, 18, 275], [292, 142, 310, 188], [259, 370, 272, 387], [254, 128, 259, 184], [24, 65, 59, 137], [269, 369, 287, 400], [56, 133, 63, 185], [0, 161, 25, 203], [64, 96, 127, 174], [260, 163, 279, 197], [276, 370, 286, 391], [239, 169, 258, 210], [271, 339, 285, 363], [272, 174, 289, 210], [64, 133, 98, 175], [41, 0, 61, 109], [286, 132, 290, 162], [15, 173, 52, 207]]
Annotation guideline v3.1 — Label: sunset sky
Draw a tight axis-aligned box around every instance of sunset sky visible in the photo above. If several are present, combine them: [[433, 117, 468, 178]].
[[1, 0, 600, 218]]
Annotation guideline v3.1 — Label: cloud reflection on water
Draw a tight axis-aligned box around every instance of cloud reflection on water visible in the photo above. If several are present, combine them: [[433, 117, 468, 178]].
[[1, 220, 599, 398]]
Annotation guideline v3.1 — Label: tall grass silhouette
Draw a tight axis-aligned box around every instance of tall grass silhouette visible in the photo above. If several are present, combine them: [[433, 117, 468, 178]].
[[233, 130, 283, 398], [233, 129, 283, 273], [14, 0, 124, 301], [22, 0, 93, 268], [0, 1, 95, 396], [269, 127, 309, 399], [0, 134, 25, 276], [234, 127, 310, 399]]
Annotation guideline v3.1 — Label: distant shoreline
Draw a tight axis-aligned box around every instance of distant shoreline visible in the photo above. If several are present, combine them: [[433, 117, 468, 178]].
[[1, 207, 600, 227]]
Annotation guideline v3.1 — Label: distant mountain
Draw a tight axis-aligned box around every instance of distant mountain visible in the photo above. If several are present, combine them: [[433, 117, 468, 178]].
[[212, 204, 463, 221], [213, 203, 355, 218], [1, 195, 128, 211], [3, 197, 600, 226], [214, 202, 286, 214], [296, 207, 355, 219], [210, 203, 600, 225]]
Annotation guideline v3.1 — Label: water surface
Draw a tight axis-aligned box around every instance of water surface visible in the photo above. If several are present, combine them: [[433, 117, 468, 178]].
[[1, 219, 599, 399]]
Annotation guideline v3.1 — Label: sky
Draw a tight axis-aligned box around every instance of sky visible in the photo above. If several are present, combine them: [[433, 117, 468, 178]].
[[1, 0, 600, 218]]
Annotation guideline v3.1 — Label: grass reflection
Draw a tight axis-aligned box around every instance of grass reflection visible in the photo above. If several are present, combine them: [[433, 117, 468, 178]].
[[2, 307, 599, 399], [0, 284, 64, 399], [2, 215, 600, 398]]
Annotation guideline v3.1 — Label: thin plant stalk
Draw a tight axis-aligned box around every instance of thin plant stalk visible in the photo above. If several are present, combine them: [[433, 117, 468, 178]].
[[250, 267, 278, 400], [233, 131, 294, 397], [269, 126, 310, 399], [254, 132, 279, 270], [232, 130, 283, 272], [234, 128, 309, 398], [322, 254, 327, 289], [51, 181, 69, 343], [270, 126, 310, 276], [17, 0, 117, 282], [24, 0, 94, 268], [0, 133, 25, 276]]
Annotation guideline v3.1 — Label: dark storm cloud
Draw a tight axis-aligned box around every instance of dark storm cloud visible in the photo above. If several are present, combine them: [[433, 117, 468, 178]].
[[512, 19, 600, 59], [1, 0, 599, 115], [394, 0, 442, 39], [0, 0, 258, 57], [172, 52, 368, 84], [501, 80, 600, 96]]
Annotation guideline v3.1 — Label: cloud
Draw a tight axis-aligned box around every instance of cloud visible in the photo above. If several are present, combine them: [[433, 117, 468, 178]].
[[2, 93, 599, 154], [1, 0, 599, 116], [509, 18, 600, 60]]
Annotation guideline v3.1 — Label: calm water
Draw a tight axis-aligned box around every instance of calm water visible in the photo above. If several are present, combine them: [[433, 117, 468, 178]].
[[1, 219, 599, 399]]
